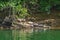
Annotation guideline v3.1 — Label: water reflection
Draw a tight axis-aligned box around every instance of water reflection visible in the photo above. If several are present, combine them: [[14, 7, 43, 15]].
[[0, 30, 13, 40], [0, 29, 60, 40]]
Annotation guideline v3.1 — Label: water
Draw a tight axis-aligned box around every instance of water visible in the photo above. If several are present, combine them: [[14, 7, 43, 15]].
[[0, 29, 60, 40]]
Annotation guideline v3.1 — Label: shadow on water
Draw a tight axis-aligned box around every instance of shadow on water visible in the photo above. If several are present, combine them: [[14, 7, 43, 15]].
[[0, 29, 60, 40]]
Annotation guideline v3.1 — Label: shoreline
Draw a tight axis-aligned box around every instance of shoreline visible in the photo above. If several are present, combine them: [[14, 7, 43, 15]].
[[0, 26, 60, 30]]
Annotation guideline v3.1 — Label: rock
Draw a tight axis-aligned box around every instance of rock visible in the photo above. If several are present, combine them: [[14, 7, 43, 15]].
[[2, 22, 12, 26], [33, 23, 39, 27], [28, 21, 34, 24], [2, 16, 13, 26], [17, 19, 26, 22]]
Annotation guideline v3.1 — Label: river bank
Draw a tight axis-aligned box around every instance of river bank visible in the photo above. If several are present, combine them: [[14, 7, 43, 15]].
[[0, 18, 60, 30], [0, 26, 60, 30]]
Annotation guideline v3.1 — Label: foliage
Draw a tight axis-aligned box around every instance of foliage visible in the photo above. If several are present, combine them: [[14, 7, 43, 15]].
[[0, 0, 29, 18], [0, 0, 60, 18]]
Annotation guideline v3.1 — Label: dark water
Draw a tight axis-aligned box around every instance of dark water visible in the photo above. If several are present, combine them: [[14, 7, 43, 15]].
[[0, 29, 60, 40]]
